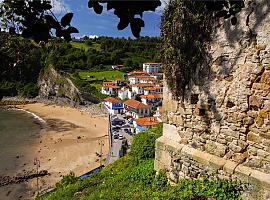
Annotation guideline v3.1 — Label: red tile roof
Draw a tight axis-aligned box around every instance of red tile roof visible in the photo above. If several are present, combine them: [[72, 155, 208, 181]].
[[103, 85, 120, 89], [131, 83, 154, 87], [104, 97, 122, 103], [135, 117, 161, 126], [140, 94, 163, 99], [124, 99, 151, 109], [103, 81, 116, 85], [144, 87, 156, 91]]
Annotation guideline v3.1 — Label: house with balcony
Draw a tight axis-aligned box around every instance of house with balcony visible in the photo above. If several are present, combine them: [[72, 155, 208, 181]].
[[131, 83, 154, 95], [101, 85, 121, 95], [123, 99, 151, 119], [103, 97, 124, 114], [143, 63, 162, 74], [143, 86, 163, 95], [140, 94, 163, 107], [133, 117, 161, 133], [139, 77, 157, 84]]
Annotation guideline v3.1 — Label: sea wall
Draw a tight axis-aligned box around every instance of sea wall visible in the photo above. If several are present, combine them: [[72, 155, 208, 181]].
[[155, 0, 270, 199]]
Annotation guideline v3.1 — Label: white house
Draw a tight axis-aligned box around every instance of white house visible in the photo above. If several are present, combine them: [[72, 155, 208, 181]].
[[139, 77, 157, 84], [140, 94, 163, 107], [112, 64, 124, 70], [153, 106, 163, 122], [150, 73, 163, 80], [118, 88, 129, 100], [128, 76, 140, 85], [103, 97, 124, 114], [143, 87, 157, 95], [133, 117, 161, 133], [131, 83, 154, 95], [143, 63, 162, 74], [101, 85, 120, 95], [143, 86, 163, 95], [127, 90, 136, 99], [123, 99, 151, 119]]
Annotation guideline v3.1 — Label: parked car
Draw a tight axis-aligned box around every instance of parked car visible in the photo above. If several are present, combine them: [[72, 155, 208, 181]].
[[118, 135, 124, 140], [113, 134, 119, 139], [112, 126, 121, 131], [124, 128, 131, 133], [112, 131, 119, 135]]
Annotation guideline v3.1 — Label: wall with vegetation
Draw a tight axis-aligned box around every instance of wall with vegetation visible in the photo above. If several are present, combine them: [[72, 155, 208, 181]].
[[156, 0, 270, 199]]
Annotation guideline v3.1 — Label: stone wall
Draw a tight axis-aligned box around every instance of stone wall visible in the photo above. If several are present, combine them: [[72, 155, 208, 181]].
[[155, 0, 270, 199]]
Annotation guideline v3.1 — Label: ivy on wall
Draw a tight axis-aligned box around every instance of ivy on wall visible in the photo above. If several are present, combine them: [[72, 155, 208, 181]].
[[161, 0, 245, 99]]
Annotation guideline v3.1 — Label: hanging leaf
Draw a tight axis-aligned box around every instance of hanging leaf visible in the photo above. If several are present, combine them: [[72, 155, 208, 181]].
[[45, 15, 59, 29], [134, 18, 145, 28], [88, 0, 94, 8], [66, 26, 79, 33], [117, 18, 129, 30], [93, 2, 103, 14], [130, 21, 141, 38], [61, 13, 73, 27]]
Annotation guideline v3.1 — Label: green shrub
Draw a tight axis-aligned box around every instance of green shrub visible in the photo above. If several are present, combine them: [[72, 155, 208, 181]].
[[55, 172, 79, 189], [18, 82, 39, 98], [130, 124, 162, 164]]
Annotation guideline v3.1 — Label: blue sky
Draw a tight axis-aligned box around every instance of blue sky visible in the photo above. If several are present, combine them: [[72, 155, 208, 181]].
[[51, 0, 166, 38]]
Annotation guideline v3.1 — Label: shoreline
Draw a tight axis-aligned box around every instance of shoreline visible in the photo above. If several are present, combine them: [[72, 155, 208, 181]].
[[0, 102, 109, 199]]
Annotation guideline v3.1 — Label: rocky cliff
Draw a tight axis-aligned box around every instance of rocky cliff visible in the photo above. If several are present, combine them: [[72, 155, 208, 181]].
[[38, 66, 83, 105], [156, 1, 270, 199]]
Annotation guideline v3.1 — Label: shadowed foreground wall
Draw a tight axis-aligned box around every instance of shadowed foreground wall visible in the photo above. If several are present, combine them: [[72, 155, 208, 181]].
[[155, 1, 270, 199]]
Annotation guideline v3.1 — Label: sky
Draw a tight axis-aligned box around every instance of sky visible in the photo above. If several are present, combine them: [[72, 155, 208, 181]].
[[51, 0, 168, 38]]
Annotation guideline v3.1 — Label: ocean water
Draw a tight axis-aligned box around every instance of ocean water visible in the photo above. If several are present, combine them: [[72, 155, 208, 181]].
[[0, 108, 41, 199], [0, 109, 41, 175]]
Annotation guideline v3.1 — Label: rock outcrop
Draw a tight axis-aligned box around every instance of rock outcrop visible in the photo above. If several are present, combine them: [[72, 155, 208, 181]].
[[38, 66, 85, 105], [156, 1, 270, 199]]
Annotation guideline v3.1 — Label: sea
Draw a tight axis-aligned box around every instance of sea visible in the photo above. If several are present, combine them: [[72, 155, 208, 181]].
[[0, 108, 42, 199]]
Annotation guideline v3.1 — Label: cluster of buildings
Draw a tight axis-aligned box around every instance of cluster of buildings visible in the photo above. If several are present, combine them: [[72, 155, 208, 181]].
[[102, 63, 164, 133]]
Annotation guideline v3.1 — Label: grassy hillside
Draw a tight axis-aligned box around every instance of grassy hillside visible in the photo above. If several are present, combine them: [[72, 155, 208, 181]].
[[38, 124, 243, 200], [71, 42, 101, 52]]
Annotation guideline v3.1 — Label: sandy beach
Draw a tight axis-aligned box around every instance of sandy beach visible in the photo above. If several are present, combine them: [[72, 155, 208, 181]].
[[0, 103, 109, 199]]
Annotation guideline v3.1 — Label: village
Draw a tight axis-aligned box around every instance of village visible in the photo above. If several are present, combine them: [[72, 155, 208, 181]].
[[102, 62, 163, 135]]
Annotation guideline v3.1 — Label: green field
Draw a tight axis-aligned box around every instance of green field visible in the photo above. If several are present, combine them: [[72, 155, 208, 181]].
[[79, 70, 124, 81], [71, 42, 101, 51], [78, 70, 125, 90]]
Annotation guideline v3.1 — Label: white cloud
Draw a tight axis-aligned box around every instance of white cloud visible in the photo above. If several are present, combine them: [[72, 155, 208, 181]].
[[51, 0, 71, 15], [75, 35, 99, 39], [156, 0, 170, 13]]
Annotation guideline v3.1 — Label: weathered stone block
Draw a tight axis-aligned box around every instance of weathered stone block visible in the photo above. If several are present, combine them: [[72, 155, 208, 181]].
[[223, 160, 238, 174], [192, 150, 211, 165], [229, 143, 243, 153], [249, 95, 262, 109], [163, 123, 181, 142], [234, 164, 253, 182], [209, 156, 226, 170], [250, 170, 270, 190], [232, 152, 249, 164], [247, 132, 262, 143], [261, 71, 270, 85], [205, 140, 227, 157]]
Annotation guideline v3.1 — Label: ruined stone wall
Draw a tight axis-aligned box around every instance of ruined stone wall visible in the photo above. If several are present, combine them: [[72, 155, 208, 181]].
[[155, 1, 270, 199]]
